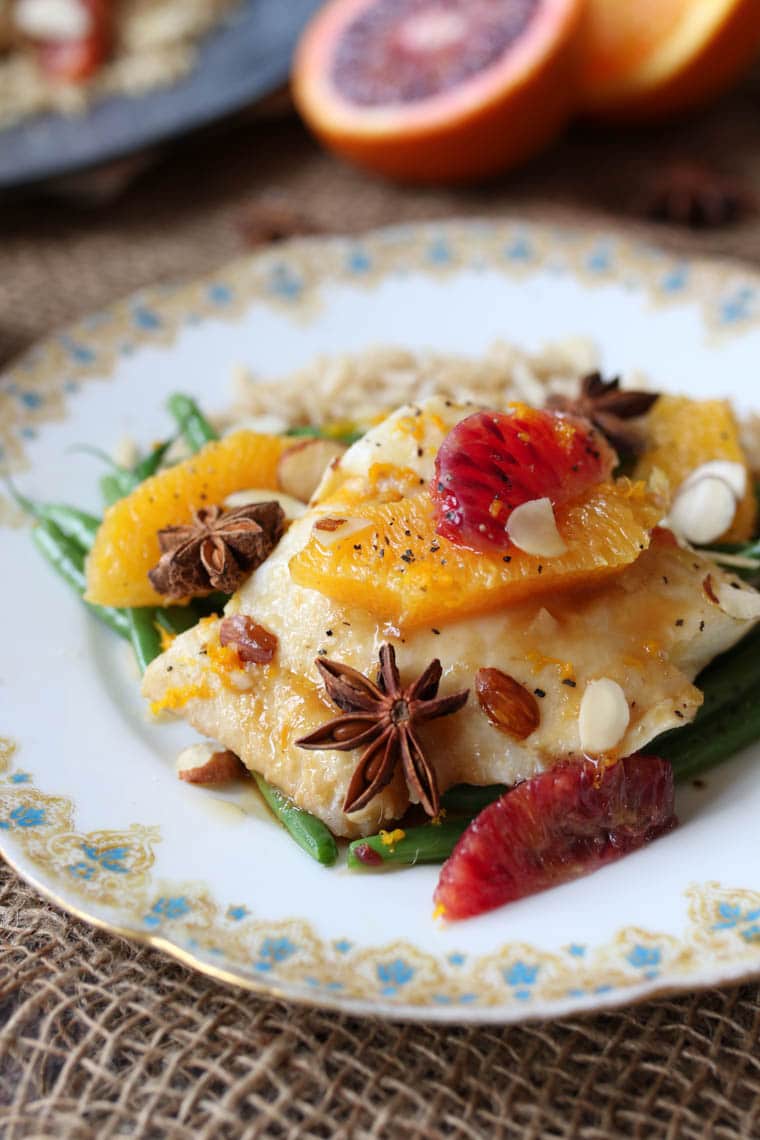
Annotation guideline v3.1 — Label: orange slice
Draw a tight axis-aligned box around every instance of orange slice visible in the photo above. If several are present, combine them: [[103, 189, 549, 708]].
[[578, 0, 760, 120], [635, 395, 756, 543], [85, 432, 288, 607], [292, 0, 584, 183], [290, 480, 663, 630]]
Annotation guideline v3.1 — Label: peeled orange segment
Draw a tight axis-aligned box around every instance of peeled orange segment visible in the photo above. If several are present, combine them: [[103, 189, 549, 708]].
[[635, 396, 755, 543], [293, 0, 584, 183], [86, 432, 288, 608], [290, 480, 663, 630], [578, 0, 760, 120]]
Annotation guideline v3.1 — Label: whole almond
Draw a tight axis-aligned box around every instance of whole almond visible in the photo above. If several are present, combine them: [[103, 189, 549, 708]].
[[475, 668, 540, 739], [219, 615, 278, 664], [177, 746, 246, 785]]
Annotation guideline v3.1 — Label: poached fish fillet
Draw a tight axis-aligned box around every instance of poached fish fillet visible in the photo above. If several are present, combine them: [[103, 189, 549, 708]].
[[142, 399, 760, 837]]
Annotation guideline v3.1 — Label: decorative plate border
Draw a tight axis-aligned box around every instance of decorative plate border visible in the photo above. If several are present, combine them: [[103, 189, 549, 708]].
[[3, 218, 760, 1021], [2, 737, 760, 1021], [3, 217, 760, 475]]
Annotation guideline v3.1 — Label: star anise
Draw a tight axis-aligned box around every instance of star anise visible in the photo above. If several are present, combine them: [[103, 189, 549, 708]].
[[148, 502, 285, 600], [642, 162, 754, 229], [296, 644, 469, 817], [547, 372, 659, 455]]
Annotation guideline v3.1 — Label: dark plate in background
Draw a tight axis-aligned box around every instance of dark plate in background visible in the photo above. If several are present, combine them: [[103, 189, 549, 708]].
[[0, 0, 322, 189]]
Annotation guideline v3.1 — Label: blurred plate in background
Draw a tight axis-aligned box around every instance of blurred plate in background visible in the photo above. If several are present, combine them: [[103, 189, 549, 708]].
[[0, 0, 322, 189]]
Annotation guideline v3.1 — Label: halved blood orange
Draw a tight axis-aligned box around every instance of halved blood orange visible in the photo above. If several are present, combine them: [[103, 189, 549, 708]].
[[578, 0, 760, 120], [292, 0, 584, 183]]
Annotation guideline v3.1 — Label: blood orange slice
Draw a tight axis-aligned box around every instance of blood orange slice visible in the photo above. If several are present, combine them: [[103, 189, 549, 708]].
[[434, 755, 676, 920], [293, 0, 584, 183]]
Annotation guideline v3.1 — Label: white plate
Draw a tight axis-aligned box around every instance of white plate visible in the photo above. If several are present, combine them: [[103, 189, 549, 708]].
[[2, 219, 760, 1023]]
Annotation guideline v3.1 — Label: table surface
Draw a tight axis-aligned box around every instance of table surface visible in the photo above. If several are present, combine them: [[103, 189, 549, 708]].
[[3, 74, 760, 1139]]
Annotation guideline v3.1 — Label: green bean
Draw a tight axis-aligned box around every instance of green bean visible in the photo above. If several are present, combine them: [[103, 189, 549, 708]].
[[253, 773, 338, 866], [194, 592, 230, 617], [127, 608, 163, 674], [133, 438, 174, 481], [689, 626, 760, 721], [167, 393, 218, 452], [649, 625, 760, 779], [6, 481, 101, 550], [154, 605, 202, 636], [31, 521, 130, 639], [348, 819, 469, 870], [658, 683, 760, 782], [286, 424, 365, 446], [100, 469, 138, 506], [441, 783, 507, 815]]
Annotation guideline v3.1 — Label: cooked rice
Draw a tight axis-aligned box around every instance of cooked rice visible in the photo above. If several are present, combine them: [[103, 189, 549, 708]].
[[0, 0, 239, 128], [229, 339, 603, 430], [230, 340, 760, 475]]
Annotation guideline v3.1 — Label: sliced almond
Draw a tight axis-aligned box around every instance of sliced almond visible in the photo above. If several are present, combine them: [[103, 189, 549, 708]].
[[475, 668, 540, 739], [224, 487, 307, 519], [505, 497, 567, 558], [277, 438, 346, 503], [703, 575, 760, 621], [176, 744, 246, 784], [680, 460, 747, 500], [579, 678, 630, 755], [311, 515, 372, 549], [668, 476, 738, 545]]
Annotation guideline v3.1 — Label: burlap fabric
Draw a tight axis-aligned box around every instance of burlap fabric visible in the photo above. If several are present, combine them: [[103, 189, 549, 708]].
[[3, 84, 760, 1136]]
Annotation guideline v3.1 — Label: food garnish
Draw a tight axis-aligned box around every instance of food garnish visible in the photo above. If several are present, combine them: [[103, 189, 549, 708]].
[[219, 614, 278, 664], [634, 395, 756, 544], [178, 745, 247, 785], [431, 407, 615, 552], [85, 426, 289, 608], [296, 644, 468, 817], [475, 668, 540, 740], [148, 502, 285, 600], [276, 437, 346, 502], [290, 480, 664, 629], [433, 755, 676, 920], [546, 372, 659, 455], [578, 677, 630, 756]]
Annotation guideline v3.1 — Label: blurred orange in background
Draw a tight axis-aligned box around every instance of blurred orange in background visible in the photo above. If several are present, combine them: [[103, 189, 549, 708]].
[[292, 0, 760, 183]]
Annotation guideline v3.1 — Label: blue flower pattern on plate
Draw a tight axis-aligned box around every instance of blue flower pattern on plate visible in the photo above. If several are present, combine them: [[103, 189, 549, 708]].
[[254, 936, 297, 972], [143, 896, 191, 927], [0, 805, 46, 830], [713, 902, 760, 943], [504, 961, 539, 1001], [377, 958, 414, 995]]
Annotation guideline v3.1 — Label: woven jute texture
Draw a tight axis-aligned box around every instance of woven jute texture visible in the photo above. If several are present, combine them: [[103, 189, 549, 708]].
[[3, 83, 760, 1137]]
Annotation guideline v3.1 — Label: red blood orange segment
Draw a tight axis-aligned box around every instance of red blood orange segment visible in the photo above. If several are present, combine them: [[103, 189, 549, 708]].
[[434, 754, 677, 920], [433, 406, 616, 551], [292, 0, 584, 182], [289, 479, 663, 630]]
